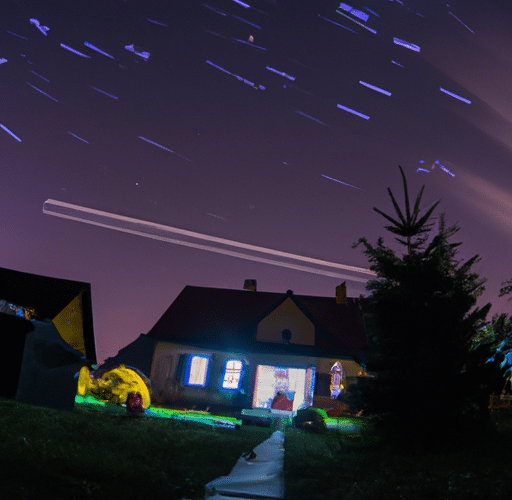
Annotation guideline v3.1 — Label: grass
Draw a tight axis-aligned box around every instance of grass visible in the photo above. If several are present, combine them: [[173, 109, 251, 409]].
[[0, 397, 270, 500], [4, 396, 512, 500], [284, 413, 512, 500]]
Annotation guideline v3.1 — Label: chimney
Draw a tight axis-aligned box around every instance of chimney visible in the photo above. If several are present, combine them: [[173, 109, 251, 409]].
[[243, 279, 257, 292], [336, 282, 347, 304]]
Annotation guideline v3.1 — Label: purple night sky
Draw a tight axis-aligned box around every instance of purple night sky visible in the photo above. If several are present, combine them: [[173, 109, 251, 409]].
[[2, 0, 512, 363]]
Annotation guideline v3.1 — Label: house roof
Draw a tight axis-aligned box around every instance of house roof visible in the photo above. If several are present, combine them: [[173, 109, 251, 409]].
[[146, 285, 368, 361]]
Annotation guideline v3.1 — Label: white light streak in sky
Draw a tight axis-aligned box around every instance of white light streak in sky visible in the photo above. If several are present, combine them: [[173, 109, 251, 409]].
[[6, 30, 28, 40], [266, 66, 295, 80], [67, 131, 89, 144], [25, 82, 58, 102], [89, 86, 119, 100], [0, 123, 22, 142], [448, 11, 474, 34], [393, 37, 420, 52], [321, 174, 364, 191], [317, 14, 357, 34], [84, 42, 115, 59], [28, 70, 49, 82], [336, 9, 377, 34], [138, 136, 174, 152], [147, 19, 168, 27], [60, 43, 91, 58], [439, 87, 472, 104], [359, 80, 392, 96], [295, 110, 326, 125], [231, 0, 250, 8], [336, 103, 370, 120], [43, 199, 376, 281]]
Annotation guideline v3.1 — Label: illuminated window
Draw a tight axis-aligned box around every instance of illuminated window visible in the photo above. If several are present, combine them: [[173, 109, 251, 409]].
[[185, 355, 210, 386], [222, 360, 243, 389]]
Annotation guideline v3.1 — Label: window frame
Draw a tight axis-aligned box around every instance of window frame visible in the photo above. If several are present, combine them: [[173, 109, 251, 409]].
[[220, 359, 244, 391], [184, 354, 211, 387]]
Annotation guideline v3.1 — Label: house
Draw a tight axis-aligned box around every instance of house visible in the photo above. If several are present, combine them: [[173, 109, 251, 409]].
[[0, 267, 96, 410], [103, 283, 369, 415]]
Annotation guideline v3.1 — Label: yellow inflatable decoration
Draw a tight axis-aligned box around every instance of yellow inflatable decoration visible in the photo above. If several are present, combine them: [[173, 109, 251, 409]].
[[77, 364, 152, 410]]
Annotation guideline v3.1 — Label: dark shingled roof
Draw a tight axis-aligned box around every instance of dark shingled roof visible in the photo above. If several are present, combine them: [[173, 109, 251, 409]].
[[147, 285, 368, 362]]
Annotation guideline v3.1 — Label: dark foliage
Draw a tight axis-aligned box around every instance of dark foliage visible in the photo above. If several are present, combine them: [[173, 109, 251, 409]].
[[354, 167, 494, 450]]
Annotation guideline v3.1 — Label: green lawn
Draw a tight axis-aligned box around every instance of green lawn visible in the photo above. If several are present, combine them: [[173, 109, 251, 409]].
[[0, 397, 270, 500], [3, 396, 512, 500], [284, 412, 512, 500]]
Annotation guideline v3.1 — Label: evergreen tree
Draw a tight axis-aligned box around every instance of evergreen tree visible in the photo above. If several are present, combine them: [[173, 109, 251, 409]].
[[354, 166, 492, 449]]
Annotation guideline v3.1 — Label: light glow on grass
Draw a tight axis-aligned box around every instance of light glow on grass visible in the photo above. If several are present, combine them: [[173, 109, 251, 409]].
[[75, 394, 241, 428]]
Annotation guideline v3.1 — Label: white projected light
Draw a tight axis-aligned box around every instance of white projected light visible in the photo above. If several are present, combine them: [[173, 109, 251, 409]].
[[43, 199, 375, 282]]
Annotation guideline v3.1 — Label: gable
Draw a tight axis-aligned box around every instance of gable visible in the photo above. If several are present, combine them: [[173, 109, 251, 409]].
[[256, 297, 315, 346]]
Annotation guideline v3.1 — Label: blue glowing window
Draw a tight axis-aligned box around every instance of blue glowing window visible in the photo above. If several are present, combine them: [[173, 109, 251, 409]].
[[222, 360, 243, 389], [185, 355, 210, 386]]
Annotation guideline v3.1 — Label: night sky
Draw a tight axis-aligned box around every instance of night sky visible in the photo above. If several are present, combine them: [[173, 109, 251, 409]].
[[2, 0, 512, 364]]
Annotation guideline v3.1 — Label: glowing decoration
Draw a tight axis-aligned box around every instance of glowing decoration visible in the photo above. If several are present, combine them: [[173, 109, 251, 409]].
[[393, 37, 420, 52], [25, 82, 58, 102], [439, 87, 471, 104], [60, 43, 91, 58], [359, 80, 392, 96], [0, 58, 7, 65], [89, 85, 119, 100], [43, 199, 376, 281], [67, 131, 89, 144], [124, 44, 150, 60], [185, 355, 210, 386], [29, 18, 49, 36], [248, 35, 254, 43], [0, 123, 22, 142], [295, 110, 326, 126], [266, 66, 295, 81], [448, 11, 474, 33], [391, 60, 404, 67], [84, 42, 115, 59], [330, 361, 343, 398], [417, 168, 430, 173], [222, 360, 243, 389], [317, 14, 357, 34], [76, 364, 152, 409], [336, 103, 370, 120]]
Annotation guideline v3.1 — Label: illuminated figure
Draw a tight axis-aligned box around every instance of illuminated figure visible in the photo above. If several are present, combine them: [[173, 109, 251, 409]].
[[77, 364, 152, 410], [330, 361, 343, 398]]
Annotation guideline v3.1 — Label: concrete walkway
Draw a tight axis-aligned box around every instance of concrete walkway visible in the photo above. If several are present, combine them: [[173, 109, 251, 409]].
[[203, 430, 285, 500]]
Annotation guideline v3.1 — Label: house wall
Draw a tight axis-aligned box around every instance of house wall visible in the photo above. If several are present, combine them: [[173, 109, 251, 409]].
[[256, 297, 315, 345], [150, 341, 365, 411]]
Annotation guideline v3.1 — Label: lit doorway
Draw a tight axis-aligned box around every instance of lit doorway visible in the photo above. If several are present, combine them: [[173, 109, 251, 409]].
[[252, 364, 315, 411]]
